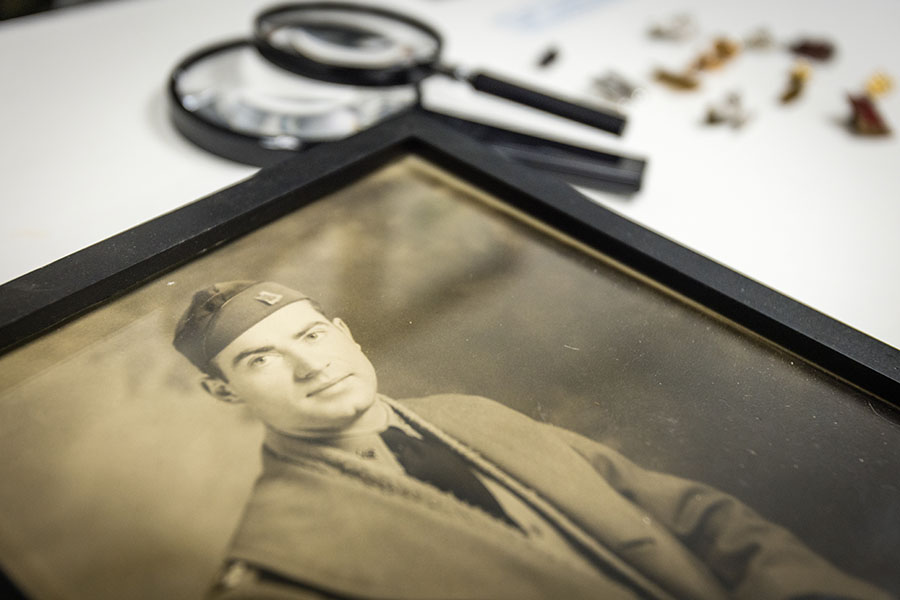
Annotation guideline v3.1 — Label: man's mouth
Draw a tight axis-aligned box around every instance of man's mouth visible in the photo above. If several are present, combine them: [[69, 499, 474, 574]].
[[306, 375, 351, 398]]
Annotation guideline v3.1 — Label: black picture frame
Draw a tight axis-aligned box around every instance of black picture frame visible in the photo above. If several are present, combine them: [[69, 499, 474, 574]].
[[2, 109, 898, 400], [0, 108, 897, 599]]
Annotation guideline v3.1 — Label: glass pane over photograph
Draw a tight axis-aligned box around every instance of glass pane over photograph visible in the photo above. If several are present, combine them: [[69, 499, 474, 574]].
[[0, 156, 896, 600]]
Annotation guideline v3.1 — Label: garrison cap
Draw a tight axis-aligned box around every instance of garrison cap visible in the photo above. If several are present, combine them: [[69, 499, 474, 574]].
[[174, 281, 309, 372]]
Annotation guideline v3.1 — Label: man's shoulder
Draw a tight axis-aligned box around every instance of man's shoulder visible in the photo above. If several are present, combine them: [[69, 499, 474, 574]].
[[391, 393, 524, 421], [394, 392, 499, 408], [389, 393, 557, 445], [395, 392, 502, 409]]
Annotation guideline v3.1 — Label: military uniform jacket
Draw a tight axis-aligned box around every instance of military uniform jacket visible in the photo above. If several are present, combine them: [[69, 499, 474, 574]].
[[212, 395, 891, 600]]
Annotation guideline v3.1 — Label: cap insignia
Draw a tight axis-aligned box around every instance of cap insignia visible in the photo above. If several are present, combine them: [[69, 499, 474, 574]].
[[254, 291, 283, 306]]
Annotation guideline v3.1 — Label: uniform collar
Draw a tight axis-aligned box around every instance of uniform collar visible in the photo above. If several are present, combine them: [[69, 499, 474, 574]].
[[263, 395, 421, 467]]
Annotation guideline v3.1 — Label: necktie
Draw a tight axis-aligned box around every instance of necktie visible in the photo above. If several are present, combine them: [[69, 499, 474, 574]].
[[380, 426, 521, 530]]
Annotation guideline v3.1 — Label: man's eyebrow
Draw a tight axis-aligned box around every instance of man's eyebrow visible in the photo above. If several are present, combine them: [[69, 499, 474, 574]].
[[232, 346, 274, 368], [292, 321, 329, 339], [230, 321, 329, 367]]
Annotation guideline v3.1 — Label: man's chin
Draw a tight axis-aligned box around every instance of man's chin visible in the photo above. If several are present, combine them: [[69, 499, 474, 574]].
[[307, 405, 372, 432]]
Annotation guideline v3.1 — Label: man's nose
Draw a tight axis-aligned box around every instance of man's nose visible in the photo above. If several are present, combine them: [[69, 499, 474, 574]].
[[287, 349, 328, 380]]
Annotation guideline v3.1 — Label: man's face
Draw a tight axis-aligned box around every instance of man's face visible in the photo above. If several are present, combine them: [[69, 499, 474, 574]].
[[212, 301, 378, 436]]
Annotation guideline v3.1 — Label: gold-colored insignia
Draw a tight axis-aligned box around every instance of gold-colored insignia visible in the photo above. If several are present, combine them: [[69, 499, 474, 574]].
[[254, 291, 283, 306], [219, 561, 256, 589]]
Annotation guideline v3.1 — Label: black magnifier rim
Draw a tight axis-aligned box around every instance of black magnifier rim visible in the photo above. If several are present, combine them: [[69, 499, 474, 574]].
[[168, 38, 322, 167], [253, 2, 443, 87]]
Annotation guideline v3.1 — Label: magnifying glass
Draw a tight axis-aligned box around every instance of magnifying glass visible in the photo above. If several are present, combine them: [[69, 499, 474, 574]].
[[169, 39, 419, 166], [168, 10, 645, 192], [253, 2, 627, 135]]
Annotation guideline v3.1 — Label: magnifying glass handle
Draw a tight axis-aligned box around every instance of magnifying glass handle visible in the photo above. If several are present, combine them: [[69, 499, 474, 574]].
[[467, 71, 626, 135]]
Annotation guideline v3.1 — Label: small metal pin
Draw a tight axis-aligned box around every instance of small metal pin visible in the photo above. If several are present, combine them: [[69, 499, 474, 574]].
[[847, 94, 892, 136], [648, 13, 697, 41], [591, 71, 642, 104], [536, 46, 559, 68], [788, 38, 836, 62], [780, 60, 811, 104], [744, 27, 775, 50], [653, 67, 700, 91], [692, 37, 741, 71], [865, 71, 894, 99], [704, 92, 751, 128]]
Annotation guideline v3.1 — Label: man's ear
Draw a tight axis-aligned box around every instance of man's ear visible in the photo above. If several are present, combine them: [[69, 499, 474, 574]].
[[332, 317, 361, 348], [200, 376, 242, 404]]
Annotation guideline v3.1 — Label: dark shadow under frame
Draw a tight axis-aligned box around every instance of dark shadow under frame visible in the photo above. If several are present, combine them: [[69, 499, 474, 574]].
[[0, 108, 897, 405]]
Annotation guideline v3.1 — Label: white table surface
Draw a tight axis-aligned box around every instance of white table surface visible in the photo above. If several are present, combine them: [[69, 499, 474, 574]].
[[2, 0, 899, 350]]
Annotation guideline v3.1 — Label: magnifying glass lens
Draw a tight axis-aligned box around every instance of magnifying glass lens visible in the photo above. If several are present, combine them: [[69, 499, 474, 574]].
[[173, 42, 417, 143], [259, 6, 440, 72]]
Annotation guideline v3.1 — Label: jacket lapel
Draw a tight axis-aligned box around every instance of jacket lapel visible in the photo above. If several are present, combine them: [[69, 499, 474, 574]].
[[231, 443, 644, 599], [394, 395, 730, 600]]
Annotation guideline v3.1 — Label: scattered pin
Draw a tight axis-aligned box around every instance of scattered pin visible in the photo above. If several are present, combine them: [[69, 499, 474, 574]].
[[847, 94, 892, 136], [744, 27, 775, 50], [693, 37, 741, 71], [780, 60, 811, 103], [648, 13, 697, 41], [865, 71, 893, 98], [705, 92, 751, 128], [653, 67, 700, 90], [592, 71, 642, 104], [536, 45, 559, 68], [654, 37, 740, 92], [789, 38, 836, 61]]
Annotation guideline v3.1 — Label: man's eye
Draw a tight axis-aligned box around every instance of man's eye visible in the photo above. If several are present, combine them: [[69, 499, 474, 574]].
[[248, 355, 272, 368], [305, 329, 325, 341]]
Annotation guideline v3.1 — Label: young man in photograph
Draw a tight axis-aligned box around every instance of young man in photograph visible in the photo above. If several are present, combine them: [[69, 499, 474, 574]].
[[174, 280, 891, 600]]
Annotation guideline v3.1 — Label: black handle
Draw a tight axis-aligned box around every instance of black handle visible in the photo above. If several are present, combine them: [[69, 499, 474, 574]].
[[468, 71, 626, 135], [425, 112, 644, 193]]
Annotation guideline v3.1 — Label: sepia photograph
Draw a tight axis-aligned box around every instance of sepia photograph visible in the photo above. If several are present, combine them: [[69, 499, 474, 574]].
[[0, 149, 898, 600]]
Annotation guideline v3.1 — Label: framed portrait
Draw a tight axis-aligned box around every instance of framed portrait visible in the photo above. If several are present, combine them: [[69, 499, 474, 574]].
[[0, 110, 897, 600]]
